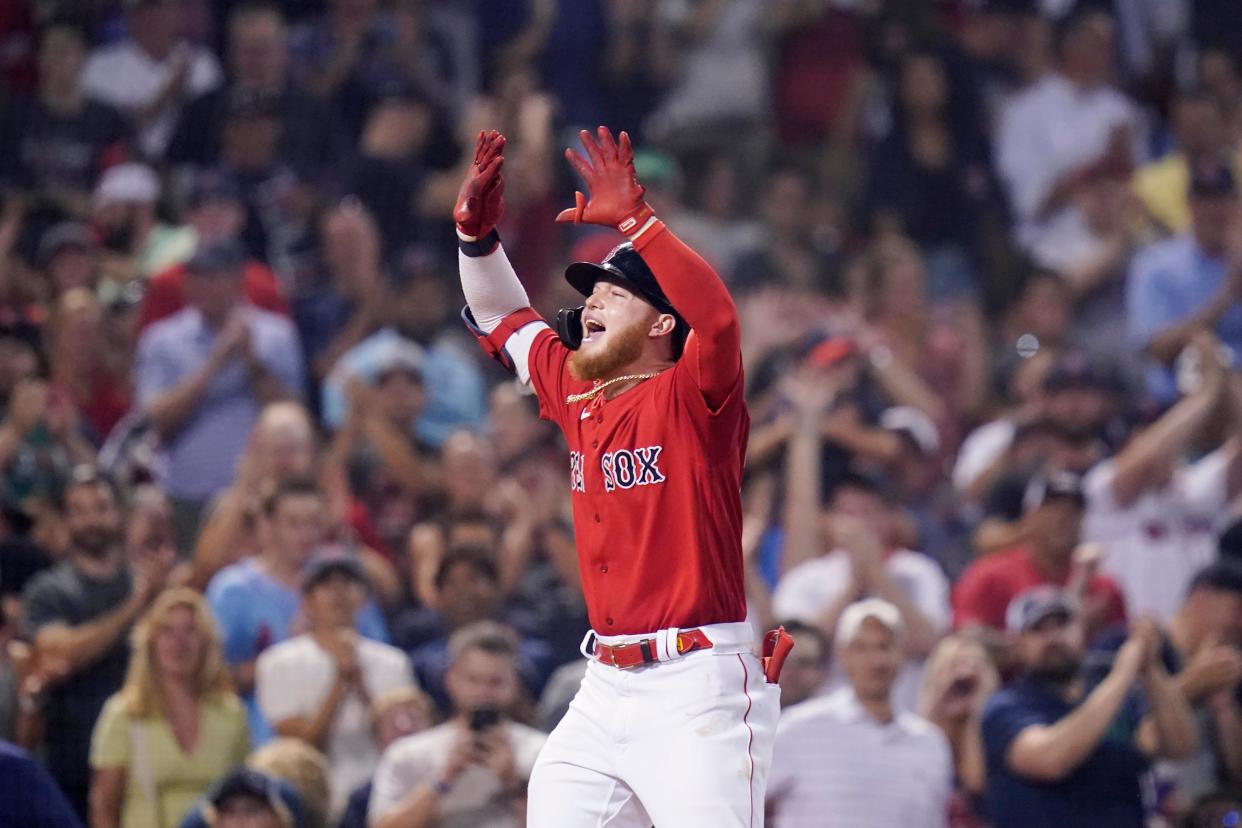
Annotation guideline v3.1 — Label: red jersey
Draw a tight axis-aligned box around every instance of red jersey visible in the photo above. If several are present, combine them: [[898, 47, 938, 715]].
[[496, 222, 749, 635], [952, 545, 1127, 631]]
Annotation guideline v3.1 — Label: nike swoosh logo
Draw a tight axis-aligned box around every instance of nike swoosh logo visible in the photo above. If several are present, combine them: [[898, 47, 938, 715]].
[[580, 408, 591, 420]]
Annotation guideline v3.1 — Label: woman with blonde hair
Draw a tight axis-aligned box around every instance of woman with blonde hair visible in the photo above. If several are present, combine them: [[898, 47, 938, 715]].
[[919, 633, 999, 828], [89, 588, 248, 828]]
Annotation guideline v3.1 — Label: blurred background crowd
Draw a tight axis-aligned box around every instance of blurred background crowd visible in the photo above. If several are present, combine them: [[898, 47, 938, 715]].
[[1, 0, 1242, 826]]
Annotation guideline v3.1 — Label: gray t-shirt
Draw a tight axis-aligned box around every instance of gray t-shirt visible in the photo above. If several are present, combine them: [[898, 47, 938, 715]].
[[21, 560, 133, 808]]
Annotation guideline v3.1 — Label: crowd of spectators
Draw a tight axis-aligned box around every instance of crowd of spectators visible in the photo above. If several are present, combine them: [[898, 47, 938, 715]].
[[1, 0, 1242, 826]]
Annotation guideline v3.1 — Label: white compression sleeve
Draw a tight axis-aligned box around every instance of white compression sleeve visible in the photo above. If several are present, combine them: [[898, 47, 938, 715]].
[[458, 240, 532, 334]]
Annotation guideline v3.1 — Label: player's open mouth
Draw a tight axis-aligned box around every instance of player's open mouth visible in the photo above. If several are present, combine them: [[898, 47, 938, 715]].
[[583, 319, 606, 343]]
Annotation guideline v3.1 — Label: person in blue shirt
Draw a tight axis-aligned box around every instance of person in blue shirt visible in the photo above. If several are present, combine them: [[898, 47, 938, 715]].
[[981, 586, 1197, 828], [1127, 160, 1242, 404], [206, 477, 388, 746]]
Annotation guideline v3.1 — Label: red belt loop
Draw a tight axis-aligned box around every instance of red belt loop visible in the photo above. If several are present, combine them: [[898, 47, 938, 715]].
[[591, 628, 713, 669]]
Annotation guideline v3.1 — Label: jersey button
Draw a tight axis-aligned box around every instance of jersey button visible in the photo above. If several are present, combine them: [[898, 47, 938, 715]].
[[591, 440, 598, 448], [594, 513, 601, 523], [599, 564, 608, 573], [595, 416, 603, 424], [605, 617, 614, 626]]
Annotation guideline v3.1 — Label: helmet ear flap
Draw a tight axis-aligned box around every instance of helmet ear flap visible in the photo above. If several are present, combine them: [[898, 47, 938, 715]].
[[556, 306, 584, 350]]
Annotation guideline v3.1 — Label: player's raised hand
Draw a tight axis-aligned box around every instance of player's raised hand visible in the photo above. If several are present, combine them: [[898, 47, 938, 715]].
[[556, 126, 654, 235], [454, 129, 506, 238]]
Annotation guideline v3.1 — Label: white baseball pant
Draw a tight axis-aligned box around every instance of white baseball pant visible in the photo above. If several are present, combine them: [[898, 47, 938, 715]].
[[527, 622, 780, 827]]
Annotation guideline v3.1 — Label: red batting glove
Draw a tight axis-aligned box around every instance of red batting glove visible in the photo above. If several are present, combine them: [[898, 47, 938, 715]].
[[555, 127, 655, 235], [453, 129, 506, 238]]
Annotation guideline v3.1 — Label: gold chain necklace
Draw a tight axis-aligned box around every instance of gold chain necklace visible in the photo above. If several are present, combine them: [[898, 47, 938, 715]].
[[565, 372, 662, 404]]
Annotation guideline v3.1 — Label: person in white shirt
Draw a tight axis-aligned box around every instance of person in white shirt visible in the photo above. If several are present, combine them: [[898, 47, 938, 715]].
[[767, 599, 953, 828], [82, 0, 221, 158], [369, 621, 546, 828], [1083, 333, 1242, 620], [257, 549, 415, 818], [997, 8, 1143, 254], [773, 473, 950, 711]]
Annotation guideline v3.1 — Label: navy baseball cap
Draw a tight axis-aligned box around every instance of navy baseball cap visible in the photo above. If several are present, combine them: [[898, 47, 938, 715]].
[[188, 171, 242, 209], [185, 239, 246, 275], [564, 242, 688, 352], [1006, 586, 1077, 634], [301, 544, 368, 593], [37, 222, 95, 268], [1022, 469, 1086, 514], [203, 766, 303, 827]]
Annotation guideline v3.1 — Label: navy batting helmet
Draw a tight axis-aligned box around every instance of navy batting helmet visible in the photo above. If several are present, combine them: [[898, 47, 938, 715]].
[[558, 242, 689, 356]]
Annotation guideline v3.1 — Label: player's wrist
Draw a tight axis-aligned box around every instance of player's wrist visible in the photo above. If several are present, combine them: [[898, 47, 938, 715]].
[[616, 202, 655, 238], [457, 227, 500, 257]]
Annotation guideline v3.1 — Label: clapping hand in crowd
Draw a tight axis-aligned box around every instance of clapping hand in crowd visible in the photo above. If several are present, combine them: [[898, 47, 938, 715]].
[[1179, 637, 1242, 704]]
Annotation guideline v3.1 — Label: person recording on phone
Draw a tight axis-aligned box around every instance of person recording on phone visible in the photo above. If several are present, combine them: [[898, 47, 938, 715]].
[[368, 621, 546, 828]]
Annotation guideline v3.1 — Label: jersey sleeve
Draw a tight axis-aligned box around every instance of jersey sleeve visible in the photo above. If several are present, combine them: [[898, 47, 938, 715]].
[[632, 221, 743, 413], [524, 326, 577, 431]]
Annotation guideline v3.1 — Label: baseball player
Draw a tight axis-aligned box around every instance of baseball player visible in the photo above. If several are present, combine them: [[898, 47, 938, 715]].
[[453, 126, 786, 827]]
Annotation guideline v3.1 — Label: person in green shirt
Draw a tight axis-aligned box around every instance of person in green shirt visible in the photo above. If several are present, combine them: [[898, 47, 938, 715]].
[[90, 587, 249, 828]]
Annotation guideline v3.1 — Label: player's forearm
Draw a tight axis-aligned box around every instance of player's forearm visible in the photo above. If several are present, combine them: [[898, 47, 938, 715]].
[[631, 221, 739, 347], [458, 234, 532, 334]]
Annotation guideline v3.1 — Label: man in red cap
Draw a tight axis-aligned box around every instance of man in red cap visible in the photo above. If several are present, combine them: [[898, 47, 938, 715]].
[[453, 127, 782, 826]]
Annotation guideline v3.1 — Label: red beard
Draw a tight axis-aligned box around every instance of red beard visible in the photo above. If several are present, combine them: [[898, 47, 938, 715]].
[[568, 318, 648, 381]]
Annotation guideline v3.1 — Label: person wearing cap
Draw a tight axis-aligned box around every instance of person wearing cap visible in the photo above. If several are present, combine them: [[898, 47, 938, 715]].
[[81, 0, 221, 158], [954, 469, 1127, 639], [774, 471, 951, 712], [256, 546, 414, 818], [1128, 156, 1242, 404], [92, 162, 177, 275], [454, 128, 779, 824], [767, 599, 953, 828], [1083, 560, 1242, 808], [1081, 331, 1242, 621], [135, 236, 304, 547], [980, 587, 1196, 828], [138, 170, 289, 335], [325, 343, 438, 547], [180, 766, 306, 828], [37, 221, 100, 296], [320, 269, 489, 448], [1133, 90, 1237, 236], [205, 479, 389, 748]]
